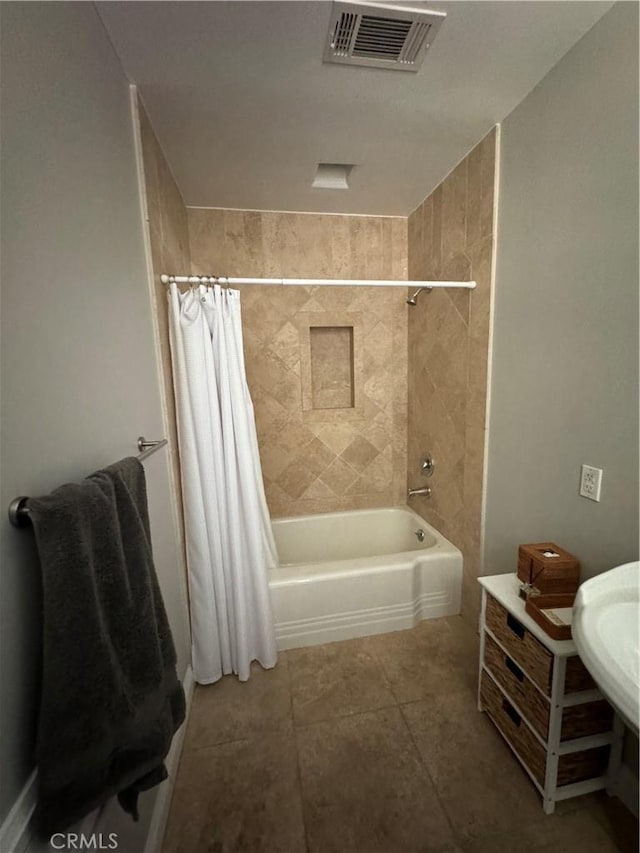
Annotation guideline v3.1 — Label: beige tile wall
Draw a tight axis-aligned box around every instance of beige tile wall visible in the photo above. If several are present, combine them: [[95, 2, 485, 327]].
[[407, 129, 496, 622], [187, 209, 408, 517], [137, 98, 191, 563]]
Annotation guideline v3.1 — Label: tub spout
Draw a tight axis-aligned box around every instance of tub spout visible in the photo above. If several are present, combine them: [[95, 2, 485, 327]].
[[408, 486, 432, 498]]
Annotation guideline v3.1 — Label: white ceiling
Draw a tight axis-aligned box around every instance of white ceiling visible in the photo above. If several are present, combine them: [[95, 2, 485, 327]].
[[98, 1, 613, 216]]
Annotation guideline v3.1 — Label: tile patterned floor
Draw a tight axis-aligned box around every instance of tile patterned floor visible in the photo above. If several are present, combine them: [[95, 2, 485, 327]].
[[163, 617, 637, 853]]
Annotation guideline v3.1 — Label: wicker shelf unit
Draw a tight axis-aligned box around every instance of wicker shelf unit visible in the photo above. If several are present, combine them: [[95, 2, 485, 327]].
[[478, 573, 624, 814]]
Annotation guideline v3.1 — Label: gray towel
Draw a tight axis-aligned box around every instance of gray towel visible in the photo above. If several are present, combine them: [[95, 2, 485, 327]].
[[29, 457, 185, 833]]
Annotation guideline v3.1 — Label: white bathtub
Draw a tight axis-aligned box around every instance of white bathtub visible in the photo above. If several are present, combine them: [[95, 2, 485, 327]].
[[269, 506, 462, 650]]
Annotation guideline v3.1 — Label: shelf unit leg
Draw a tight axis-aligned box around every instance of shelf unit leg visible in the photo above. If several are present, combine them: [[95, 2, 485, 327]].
[[605, 713, 626, 797], [543, 655, 566, 814], [477, 590, 487, 712]]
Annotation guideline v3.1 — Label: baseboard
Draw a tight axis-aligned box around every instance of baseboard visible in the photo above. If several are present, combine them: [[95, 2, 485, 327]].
[[0, 774, 99, 853], [1, 665, 195, 853], [0, 770, 37, 853], [144, 665, 195, 853]]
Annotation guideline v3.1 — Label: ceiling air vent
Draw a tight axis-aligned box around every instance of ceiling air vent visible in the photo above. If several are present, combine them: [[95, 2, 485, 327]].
[[324, 1, 445, 72]]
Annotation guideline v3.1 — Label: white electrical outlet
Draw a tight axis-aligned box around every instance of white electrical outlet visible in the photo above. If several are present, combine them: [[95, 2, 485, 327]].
[[580, 464, 603, 502]]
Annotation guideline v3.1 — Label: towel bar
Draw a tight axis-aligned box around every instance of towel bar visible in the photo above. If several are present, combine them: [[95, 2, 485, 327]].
[[7, 437, 168, 527], [137, 437, 168, 460]]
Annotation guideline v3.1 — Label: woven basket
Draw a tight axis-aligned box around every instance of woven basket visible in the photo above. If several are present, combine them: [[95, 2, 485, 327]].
[[481, 672, 610, 787], [486, 594, 553, 694], [484, 633, 612, 741]]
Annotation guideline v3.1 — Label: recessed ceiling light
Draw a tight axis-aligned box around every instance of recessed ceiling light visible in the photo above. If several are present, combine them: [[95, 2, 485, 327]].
[[312, 162, 354, 189]]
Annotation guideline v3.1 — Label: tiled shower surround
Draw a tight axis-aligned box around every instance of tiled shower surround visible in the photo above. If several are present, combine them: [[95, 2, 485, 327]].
[[188, 209, 409, 518], [407, 129, 497, 618], [138, 98, 496, 619]]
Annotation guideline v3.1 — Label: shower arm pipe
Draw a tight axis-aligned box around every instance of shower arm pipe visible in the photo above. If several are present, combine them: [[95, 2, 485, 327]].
[[160, 274, 476, 289]]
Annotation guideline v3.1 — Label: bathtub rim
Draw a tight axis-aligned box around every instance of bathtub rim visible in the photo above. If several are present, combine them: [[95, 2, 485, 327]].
[[269, 504, 461, 586]]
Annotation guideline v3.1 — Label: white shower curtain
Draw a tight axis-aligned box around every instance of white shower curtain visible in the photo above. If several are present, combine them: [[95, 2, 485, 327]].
[[168, 282, 278, 683]]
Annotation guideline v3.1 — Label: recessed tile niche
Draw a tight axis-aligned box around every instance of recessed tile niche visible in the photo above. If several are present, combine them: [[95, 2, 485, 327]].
[[310, 326, 354, 409], [298, 313, 364, 422]]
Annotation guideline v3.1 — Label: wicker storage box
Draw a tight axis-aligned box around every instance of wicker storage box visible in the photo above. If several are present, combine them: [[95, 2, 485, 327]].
[[480, 671, 610, 787], [486, 594, 553, 694], [486, 594, 596, 695], [565, 656, 597, 693], [484, 633, 613, 741], [517, 542, 580, 595]]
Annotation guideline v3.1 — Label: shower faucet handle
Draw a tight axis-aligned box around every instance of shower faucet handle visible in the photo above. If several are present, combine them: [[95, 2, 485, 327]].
[[420, 453, 435, 477]]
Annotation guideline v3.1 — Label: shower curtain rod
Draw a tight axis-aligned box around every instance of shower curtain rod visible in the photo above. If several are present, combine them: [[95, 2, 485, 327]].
[[160, 274, 476, 289]]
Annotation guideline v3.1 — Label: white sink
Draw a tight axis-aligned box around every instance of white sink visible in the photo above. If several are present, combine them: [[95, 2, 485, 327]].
[[573, 561, 639, 732]]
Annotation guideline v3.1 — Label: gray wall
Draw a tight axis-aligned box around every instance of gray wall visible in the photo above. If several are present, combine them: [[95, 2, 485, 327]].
[[484, 2, 639, 580], [0, 0, 190, 835]]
